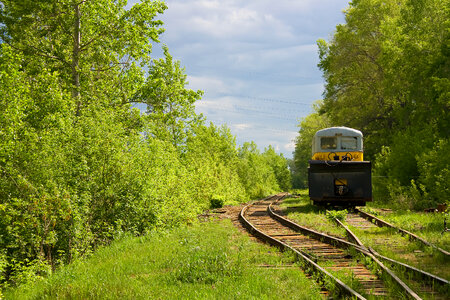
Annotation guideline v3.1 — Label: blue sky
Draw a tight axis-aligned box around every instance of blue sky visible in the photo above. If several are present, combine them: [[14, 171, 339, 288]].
[[137, 0, 350, 158]]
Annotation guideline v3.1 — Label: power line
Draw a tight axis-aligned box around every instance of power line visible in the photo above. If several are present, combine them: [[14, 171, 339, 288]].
[[211, 121, 299, 136], [196, 105, 301, 122], [216, 94, 318, 106]]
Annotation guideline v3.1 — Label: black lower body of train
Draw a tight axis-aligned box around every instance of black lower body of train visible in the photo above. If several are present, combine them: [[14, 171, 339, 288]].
[[308, 160, 372, 207]]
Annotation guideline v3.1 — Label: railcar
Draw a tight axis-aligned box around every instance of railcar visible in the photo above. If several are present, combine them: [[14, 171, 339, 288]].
[[308, 127, 372, 207]]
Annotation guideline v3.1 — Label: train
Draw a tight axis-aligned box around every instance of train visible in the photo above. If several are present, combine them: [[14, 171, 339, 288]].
[[308, 127, 372, 207]]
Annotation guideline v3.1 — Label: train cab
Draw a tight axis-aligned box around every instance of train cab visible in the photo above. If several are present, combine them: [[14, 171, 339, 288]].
[[308, 127, 372, 207]]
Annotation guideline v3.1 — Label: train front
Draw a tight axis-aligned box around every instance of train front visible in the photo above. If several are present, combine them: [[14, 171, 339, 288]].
[[308, 127, 372, 207]]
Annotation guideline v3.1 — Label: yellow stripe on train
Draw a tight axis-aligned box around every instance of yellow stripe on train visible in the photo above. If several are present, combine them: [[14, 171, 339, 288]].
[[312, 151, 363, 161]]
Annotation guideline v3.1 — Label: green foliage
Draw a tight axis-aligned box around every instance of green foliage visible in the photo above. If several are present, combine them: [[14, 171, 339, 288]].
[[325, 209, 348, 222], [0, 0, 168, 115], [0, 0, 292, 292], [183, 122, 248, 207], [263, 146, 292, 191], [4, 221, 322, 299], [210, 196, 225, 209], [135, 45, 203, 147], [303, 0, 449, 208], [416, 139, 450, 206], [293, 103, 331, 188], [373, 126, 448, 209], [237, 142, 281, 199]]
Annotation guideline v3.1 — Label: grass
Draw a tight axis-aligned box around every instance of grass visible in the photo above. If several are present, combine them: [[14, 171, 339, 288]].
[[348, 216, 450, 280], [4, 219, 323, 299], [278, 193, 347, 239], [284, 191, 449, 280], [371, 208, 450, 250], [283, 191, 450, 297]]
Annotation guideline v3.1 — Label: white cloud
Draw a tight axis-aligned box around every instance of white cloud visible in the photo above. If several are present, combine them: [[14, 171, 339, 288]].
[[187, 75, 227, 93], [166, 0, 294, 42], [231, 123, 253, 131], [127, 0, 349, 157], [284, 141, 296, 152]]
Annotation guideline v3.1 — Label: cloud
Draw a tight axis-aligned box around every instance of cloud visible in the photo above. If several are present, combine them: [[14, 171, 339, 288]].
[[165, 0, 295, 42], [231, 123, 253, 131], [128, 0, 349, 157], [186, 75, 227, 93], [284, 141, 296, 152]]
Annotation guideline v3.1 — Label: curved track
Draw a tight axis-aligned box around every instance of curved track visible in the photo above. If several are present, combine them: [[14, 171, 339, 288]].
[[240, 193, 390, 299]]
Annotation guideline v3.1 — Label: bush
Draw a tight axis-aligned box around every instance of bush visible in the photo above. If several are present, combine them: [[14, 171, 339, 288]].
[[210, 196, 225, 209], [326, 209, 348, 222], [371, 126, 448, 210], [416, 139, 450, 206]]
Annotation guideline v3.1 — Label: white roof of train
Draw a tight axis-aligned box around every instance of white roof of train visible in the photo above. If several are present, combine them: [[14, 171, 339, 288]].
[[314, 127, 363, 138]]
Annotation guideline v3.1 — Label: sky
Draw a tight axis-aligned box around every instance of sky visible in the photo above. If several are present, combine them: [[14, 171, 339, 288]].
[[136, 0, 350, 158]]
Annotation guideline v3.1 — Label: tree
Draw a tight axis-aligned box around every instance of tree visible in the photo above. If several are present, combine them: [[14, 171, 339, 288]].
[[0, 0, 176, 285], [316, 0, 449, 207], [293, 103, 331, 188], [0, 0, 167, 116], [262, 146, 291, 191], [183, 122, 246, 206], [237, 142, 280, 199], [134, 46, 203, 148], [317, 0, 404, 159]]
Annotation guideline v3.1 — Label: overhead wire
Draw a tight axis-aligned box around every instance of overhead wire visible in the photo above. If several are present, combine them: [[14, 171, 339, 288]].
[[196, 105, 301, 122], [217, 94, 316, 106]]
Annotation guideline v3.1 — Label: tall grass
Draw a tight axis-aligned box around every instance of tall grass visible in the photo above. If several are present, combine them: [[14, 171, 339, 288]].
[[5, 220, 322, 299]]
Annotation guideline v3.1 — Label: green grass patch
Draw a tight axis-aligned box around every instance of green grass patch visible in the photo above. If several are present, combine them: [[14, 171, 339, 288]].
[[375, 210, 450, 250], [348, 219, 450, 280], [281, 191, 448, 297], [279, 193, 347, 238], [5, 220, 322, 299]]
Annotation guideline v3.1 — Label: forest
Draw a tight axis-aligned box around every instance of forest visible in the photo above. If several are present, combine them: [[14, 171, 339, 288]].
[[0, 0, 290, 288], [293, 0, 449, 210]]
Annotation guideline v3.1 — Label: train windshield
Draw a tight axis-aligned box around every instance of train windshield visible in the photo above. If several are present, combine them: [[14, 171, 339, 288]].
[[341, 137, 358, 150], [321, 137, 337, 150]]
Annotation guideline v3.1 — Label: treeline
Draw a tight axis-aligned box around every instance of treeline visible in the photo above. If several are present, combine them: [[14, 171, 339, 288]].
[[293, 0, 449, 209], [0, 0, 290, 289]]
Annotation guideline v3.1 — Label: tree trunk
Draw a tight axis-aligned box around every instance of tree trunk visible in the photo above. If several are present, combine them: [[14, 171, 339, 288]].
[[73, 3, 81, 116]]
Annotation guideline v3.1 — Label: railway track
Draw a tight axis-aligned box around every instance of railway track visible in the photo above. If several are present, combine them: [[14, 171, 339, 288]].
[[241, 193, 394, 299], [240, 193, 449, 299], [353, 209, 450, 256], [338, 210, 449, 299]]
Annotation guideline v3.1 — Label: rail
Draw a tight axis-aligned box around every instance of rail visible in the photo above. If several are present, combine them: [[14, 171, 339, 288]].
[[239, 195, 366, 299], [355, 208, 450, 256]]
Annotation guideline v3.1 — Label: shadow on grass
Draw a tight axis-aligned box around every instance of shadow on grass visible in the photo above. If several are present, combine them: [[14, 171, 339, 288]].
[[281, 198, 325, 215], [282, 198, 303, 205]]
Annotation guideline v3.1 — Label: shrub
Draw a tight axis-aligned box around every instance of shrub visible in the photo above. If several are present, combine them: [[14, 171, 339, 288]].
[[210, 196, 225, 209], [326, 209, 348, 222]]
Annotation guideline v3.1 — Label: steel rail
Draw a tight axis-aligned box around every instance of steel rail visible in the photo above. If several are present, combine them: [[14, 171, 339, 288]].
[[268, 202, 421, 299], [334, 218, 423, 299], [355, 208, 450, 256], [334, 216, 450, 289], [239, 195, 366, 300]]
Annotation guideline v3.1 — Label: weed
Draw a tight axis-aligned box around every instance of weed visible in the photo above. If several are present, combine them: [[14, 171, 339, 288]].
[[5, 220, 323, 299], [326, 209, 348, 222], [279, 195, 347, 238]]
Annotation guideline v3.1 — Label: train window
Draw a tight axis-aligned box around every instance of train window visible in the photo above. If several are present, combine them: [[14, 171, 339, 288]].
[[341, 136, 358, 150], [321, 137, 337, 150]]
